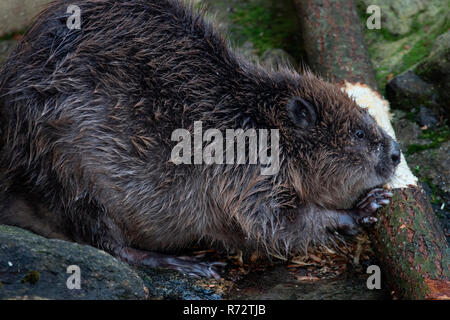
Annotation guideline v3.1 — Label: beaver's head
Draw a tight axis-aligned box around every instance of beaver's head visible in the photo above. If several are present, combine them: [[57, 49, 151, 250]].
[[280, 73, 400, 209]]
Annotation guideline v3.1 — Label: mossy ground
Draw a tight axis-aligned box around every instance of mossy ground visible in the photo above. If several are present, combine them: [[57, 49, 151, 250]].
[[406, 125, 450, 155], [228, 0, 303, 59], [21, 270, 40, 285], [201, 0, 305, 62], [0, 29, 25, 41], [356, 2, 449, 93]]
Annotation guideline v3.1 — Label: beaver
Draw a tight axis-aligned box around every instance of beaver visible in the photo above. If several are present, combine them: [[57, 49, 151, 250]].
[[0, 0, 400, 278]]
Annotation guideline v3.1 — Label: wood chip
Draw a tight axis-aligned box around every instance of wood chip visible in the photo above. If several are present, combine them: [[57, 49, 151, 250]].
[[308, 254, 322, 263], [295, 275, 320, 281]]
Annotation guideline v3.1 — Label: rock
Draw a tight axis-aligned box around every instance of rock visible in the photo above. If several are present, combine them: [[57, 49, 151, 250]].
[[260, 48, 298, 70], [392, 110, 449, 194], [236, 41, 259, 64], [406, 141, 450, 243], [136, 268, 222, 300], [415, 31, 450, 116], [421, 30, 450, 75], [389, 0, 425, 18], [391, 110, 449, 244], [357, 0, 448, 92], [391, 110, 425, 151], [0, 225, 227, 300], [0, 40, 17, 66], [406, 141, 450, 194], [357, 0, 427, 36], [416, 106, 439, 128], [358, 0, 445, 36], [385, 31, 449, 118], [0, 225, 148, 300], [0, 0, 52, 37], [386, 70, 436, 111]]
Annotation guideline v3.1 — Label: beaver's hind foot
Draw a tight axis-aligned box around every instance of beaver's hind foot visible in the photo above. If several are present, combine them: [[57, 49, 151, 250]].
[[117, 247, 226, 279]]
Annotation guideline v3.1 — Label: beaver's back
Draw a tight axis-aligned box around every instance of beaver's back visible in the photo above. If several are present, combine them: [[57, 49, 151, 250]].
[[0, 0, 399, 266], [0, 0, 249, 250]]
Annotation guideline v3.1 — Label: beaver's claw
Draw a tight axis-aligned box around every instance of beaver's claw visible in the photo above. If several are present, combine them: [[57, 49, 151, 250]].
[[117, 247, 226, 279], [336, 188, 392, 235], [354, 188, 393, 226]]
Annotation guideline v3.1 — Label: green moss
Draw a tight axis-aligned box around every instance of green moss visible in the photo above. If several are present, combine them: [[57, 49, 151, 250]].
[[366, 25, 402, 42], [412, 164, 446, 209], [356, 2, 401, 42], [401, 38, 433, 69], [21, 270, 40, 285], [407, 143, 437, 154], [412, 164, 430, 176], [419, 176, 444, 206], [0, 31, 24, 41], [397, 14, 449, 73], [420, 125, 450, 141], [229, 0, 303, 59], [357, 2, 450, 91], [405, 110, 418, 122], [406, 125, 450, 155]]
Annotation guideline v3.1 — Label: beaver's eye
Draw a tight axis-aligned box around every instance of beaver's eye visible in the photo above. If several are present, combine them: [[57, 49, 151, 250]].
[[355, 130, 365, 139]]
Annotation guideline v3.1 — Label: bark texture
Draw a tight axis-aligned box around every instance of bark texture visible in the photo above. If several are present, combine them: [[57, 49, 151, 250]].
[[374, 187, 449, 299], [295, 0, 378, 90]]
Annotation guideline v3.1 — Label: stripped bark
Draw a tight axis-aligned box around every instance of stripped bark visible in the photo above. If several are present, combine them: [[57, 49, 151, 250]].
[[295, 0, 450, 299]]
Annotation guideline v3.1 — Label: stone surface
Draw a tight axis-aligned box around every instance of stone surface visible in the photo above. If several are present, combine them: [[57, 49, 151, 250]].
[[392, 110, 449, 194], [357, 0, 448, 90], [391, 110, 425, 150], [386, 70, 436, 111], [260, 48, 298, 70], [357, 0, 439, 36], [417, 31, 450, 78], [0, 225, 148, 299], [136, 268, 222, 300], [416, 106, 439, 128], [0, 0, 52, 37], [415, 30, 450, 114], [0, 225, 228, 300], [407, 142, 450, 194], [236, 41, 259, 63], [407, 142, 450, 244], [392, 110, 450, 243], [0, 40, 17, 66]]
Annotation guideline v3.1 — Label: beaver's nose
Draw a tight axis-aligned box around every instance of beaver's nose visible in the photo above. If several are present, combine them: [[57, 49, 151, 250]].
[[390, 141, 401, 167]]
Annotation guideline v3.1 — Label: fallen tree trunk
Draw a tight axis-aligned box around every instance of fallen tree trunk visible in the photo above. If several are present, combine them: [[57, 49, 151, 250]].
[[295, 0, 450, 299], [295, 0, 378, 90]]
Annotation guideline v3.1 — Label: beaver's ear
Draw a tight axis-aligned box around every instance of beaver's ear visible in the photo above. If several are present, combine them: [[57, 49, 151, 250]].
[[287, 97, 317, 129]]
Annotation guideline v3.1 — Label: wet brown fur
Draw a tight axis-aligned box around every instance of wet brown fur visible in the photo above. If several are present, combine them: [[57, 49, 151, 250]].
[[0, 0, 398, 259]]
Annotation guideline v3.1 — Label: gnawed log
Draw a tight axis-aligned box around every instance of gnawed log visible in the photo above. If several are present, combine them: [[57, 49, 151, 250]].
[[295, 0, 450, 299]]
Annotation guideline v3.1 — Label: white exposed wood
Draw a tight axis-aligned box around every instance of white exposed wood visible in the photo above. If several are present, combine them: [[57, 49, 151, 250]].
[[342, 82, 418, 189]]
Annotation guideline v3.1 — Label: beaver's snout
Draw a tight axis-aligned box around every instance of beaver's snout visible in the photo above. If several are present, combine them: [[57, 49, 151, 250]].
[[390, 140, 401, 168]]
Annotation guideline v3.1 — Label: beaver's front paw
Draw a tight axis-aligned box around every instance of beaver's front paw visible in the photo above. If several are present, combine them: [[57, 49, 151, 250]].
[[336, 188, 392, 235], [354, 188, 393, 226]]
